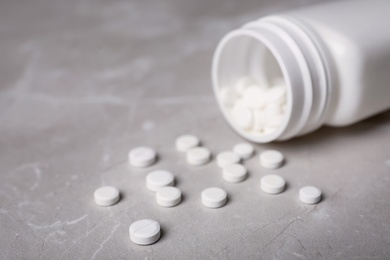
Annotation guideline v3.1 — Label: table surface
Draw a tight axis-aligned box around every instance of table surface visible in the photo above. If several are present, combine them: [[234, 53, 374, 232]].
[[1, 0, 390, 259]]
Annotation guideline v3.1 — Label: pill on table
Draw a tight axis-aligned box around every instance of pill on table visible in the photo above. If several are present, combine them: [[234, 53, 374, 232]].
[[156, 187, 182, 207], [146, 170, 174, 192], [201, 187, 227, 208], [299, 186, 322, 204], [175, 134, 200, 152], [232, 100, 253, 130], [94, 186, 120, 206], [222, 163, 247, 183], [260, 174, 286, 194], [259, 150, 284, 169], [186, 147, 211, 166], [217, 151, 241, 168], [129, 147, 157, 168], [129, 219, 161, 245], [233, 143, 254, 160]]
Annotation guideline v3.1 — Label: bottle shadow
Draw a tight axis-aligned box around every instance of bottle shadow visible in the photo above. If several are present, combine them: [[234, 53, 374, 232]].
[[272, 110, 390, 149]]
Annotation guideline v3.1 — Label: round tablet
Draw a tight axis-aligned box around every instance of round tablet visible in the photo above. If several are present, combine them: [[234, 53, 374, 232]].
[[259, 150, 284, 169], [233, 143, 255, 160], [186, 147, 211, 166], [235, 76, 258, 96], [260, 174, 286, 194], [94, 186, 120, 206], [222, 163, 247, 183], [299, 186, 322, 204], [232, 100, 253, 130], [156, 187, 182, 207], [265, 85, 286, 105], [146, 170, 174, 192], [242, 86, 266, 109], [129, 147, 157, 168], [217, 151, 241, 168], [175, 135, 200, 152], [129, 219, 161, 245], [201, 187, 227, 208]]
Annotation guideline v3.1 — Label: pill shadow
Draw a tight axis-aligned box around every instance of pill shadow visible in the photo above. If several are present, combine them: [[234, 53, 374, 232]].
[[282, 182, 290, 193], [155, 227, 168, 244], [224, 194, 232, 207]]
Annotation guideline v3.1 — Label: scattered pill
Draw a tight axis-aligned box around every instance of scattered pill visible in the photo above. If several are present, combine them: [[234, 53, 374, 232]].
[[146, 170, 174, 192], [201, 187, 227, 208], [129, 147, 157, 168], [156, 187, 182, 207], [94, 186, 120, 206], [260, 150, 284, 169], [233, 143, 254, 160], [217, 151, 241, 168], [175, 135, 200, 152], [299, 186, 322, 204], [260, 174, 286, 194], [186, 147, 211, 166], [129, 219, 161, 245], [222, 163, 247, 183]]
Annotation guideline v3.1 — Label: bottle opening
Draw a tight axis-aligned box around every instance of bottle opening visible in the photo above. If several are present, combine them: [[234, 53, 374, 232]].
[[212, 29, 291, 143]]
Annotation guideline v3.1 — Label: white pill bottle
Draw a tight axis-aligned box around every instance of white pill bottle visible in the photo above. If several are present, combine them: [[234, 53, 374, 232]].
[[212, 0, 390, 143]]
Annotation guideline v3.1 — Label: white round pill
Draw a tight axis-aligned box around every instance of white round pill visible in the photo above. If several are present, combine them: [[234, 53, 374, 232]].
[[94, 186, 120, 206], [242, 86, 266, 109], [156, 187, 182, 207], [217, 151, 241, 168], [175, 135, 200, 152], [129, 219, 161, 245], [253, 109, 266, 132], [233, 143, 254, 160], [232, 100, 253, 130], [235, 76, 258, 96], [201, 187, 227, 208], [186, 147, 211, 166], [260, 174, 286, 194], [129, 147, 157, 168], [299, 186, 322, 204], [146, 170, 174, 192], [260, 150, 284, 169], [265, 85, 286, 104], [222, 163, 247, 183]]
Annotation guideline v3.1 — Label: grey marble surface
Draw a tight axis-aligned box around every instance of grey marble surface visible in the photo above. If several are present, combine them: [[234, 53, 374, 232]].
[[1, 0, 390, 259]]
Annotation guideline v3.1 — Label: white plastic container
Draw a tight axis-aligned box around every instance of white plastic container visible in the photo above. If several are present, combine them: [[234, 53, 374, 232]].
[[212, 0, 390, 143]]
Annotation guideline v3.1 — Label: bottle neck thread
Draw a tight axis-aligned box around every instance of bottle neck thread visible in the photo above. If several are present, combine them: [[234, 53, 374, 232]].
[[212, 15, 330, 142]]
